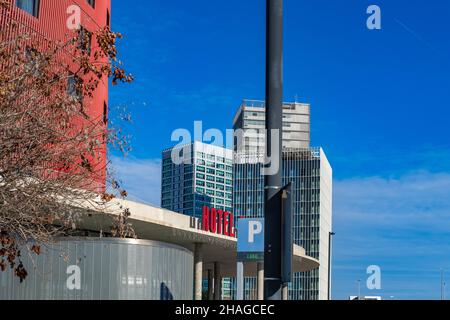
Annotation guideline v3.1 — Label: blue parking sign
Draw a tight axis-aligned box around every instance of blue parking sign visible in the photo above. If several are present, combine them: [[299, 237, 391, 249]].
[[237, 218, 264, 254]]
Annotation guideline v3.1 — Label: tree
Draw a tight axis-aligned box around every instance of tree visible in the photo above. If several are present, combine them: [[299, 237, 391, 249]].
[[0, 1, 134, 281]]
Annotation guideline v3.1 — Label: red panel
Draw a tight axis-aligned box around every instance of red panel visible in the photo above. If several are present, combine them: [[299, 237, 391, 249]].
[[1, 0, 112, 189]]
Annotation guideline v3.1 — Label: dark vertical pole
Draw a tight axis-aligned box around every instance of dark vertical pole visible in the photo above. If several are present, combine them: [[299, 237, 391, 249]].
[[264, 0, 283, 300], [328, 232, 335, 300]]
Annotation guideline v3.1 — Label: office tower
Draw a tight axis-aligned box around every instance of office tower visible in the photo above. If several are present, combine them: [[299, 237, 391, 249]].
[[161, 141, 233, 218], [234, 148, 332, 300], [233, 100, 311, 154], [233, 100, 333, 300], [0, 0, 111, 187]]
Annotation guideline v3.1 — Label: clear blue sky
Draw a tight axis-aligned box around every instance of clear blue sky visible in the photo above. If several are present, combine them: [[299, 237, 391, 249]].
[[109, 0, 450, 300]]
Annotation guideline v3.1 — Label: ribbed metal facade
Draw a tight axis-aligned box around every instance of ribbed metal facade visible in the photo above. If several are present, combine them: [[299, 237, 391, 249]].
[[0, 238, 193, 300], [0, 0, 111, 186], [232, 148, 332, 300]]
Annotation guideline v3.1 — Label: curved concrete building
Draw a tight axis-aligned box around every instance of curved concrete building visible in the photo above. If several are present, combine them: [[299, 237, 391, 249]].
[[0, 238, 193, 300], [1, 200, 319, 300]]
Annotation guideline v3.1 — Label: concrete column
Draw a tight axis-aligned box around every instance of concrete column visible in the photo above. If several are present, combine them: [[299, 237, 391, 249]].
[[194, 243, 203, 300], [214, 262, 222, 301], [207, 269, 214, 300], [282, 283, 289, 301], [236, 262, 244, 300], [257, 262, 264, 301]]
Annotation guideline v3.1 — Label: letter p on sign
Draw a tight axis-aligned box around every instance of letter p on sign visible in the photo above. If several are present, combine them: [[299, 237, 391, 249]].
[[248, 221, 263, 243], [237, 218, 265, 254]]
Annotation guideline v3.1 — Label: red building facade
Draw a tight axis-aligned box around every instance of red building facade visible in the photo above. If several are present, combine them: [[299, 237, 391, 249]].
[[0, 0, 112, 189]]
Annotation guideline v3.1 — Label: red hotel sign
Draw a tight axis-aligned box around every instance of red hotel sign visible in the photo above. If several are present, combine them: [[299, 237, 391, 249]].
[[190, 206, 236, 238]]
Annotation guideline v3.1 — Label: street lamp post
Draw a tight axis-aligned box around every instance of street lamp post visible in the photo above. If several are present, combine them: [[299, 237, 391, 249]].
[[357, 280, 362, 300], [328, 232, 335, 300], [264, 0, 284, 300]]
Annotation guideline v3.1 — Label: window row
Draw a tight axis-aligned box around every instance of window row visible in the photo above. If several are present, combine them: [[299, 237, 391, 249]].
[[195, 174, 232, 186], [196, 152, 232, 164], [196, 166, 232, 177], [196, 160, 232, 171]]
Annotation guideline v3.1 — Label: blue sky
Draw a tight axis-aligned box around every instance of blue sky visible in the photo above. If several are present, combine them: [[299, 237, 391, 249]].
[[109, 0, 450, 300]]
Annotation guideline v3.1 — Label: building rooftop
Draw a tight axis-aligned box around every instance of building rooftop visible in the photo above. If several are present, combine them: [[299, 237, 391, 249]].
[[233, 99, 310, 126]]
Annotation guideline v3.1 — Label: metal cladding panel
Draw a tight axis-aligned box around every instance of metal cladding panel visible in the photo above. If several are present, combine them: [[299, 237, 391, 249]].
[[0, 238, 194, 300]]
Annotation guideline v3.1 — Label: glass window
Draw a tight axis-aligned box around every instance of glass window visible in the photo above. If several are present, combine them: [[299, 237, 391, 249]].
[[196, 187, 205, 194], [67, 74, 82, 100], [196, 180, 205, 187], [196, 173, 205, 180], [78, 26, 92, 55], [16, 0, 40, 17], [206, 175, 215, 182], [184, 180, 192, 187], [197, 166, 205, 173], [86, 0, 95, 8], [216, 178, 224, 184]]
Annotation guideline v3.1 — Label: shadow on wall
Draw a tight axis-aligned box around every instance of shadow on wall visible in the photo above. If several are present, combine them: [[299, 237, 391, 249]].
[[160, 282, 174, 300]]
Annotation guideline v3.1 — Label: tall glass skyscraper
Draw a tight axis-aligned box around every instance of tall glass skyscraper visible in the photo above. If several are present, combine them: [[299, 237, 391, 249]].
[[234, 148, 332, 300], [232, 100, 333, 300], [161, 141, 234, 218]]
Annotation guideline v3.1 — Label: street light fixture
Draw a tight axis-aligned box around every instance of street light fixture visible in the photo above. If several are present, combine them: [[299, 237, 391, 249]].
[[328, 232, 336, 300], [357, 279, 362, 300]]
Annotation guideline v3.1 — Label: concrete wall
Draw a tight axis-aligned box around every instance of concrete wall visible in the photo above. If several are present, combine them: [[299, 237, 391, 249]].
[[0, 238, 193, 300]]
